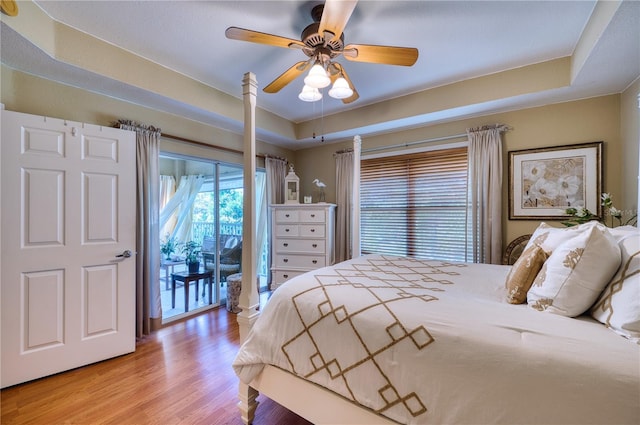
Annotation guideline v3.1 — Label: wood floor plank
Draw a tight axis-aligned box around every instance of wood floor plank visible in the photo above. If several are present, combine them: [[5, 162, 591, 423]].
[[1, 304, 312, 425]]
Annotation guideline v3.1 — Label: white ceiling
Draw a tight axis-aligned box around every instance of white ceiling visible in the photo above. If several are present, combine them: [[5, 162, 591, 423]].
[[1, 1, 639, 150]]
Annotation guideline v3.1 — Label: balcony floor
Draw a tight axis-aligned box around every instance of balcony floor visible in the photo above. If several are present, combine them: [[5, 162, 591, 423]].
[[160, 267, 267, 323]]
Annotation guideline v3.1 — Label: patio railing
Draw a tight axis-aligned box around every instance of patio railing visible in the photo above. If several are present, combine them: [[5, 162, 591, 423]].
[[192, 222, 242, 243], [191, 221, 268, 276]]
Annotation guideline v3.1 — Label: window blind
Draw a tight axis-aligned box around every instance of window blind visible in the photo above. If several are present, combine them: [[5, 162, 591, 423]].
[[360, 146, 470, 261]]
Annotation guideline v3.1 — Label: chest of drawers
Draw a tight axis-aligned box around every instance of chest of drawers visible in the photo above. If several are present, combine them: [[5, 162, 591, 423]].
[[270, 203, 336, 290]]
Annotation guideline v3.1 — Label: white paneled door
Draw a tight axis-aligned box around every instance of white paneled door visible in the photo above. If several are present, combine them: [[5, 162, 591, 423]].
[[1, 110, 136, 388]]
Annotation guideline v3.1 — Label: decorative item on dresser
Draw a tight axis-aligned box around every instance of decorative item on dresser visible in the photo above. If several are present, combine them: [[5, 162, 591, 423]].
[[285, 164, 300, 204], [270, 203, 336, 290], [312, 178, 327, 202]]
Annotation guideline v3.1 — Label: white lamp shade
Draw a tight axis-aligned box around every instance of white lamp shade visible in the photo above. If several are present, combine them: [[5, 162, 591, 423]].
[[328, 77, 353, 99], [298, 85, 322, 102], [304, 64, 331, 89]]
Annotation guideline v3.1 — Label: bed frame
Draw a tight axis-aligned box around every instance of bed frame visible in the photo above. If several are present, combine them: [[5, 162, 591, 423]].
[[236, 73, 387, 424]]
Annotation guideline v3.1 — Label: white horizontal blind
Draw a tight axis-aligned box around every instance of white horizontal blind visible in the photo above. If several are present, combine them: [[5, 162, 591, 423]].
[[360, 147, 470, 261]]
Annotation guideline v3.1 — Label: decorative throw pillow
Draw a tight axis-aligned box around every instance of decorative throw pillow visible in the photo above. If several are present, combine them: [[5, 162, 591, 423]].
[[590, 230, 640, 342], [505, 245, 548, 304], [524, 221, 598, 255], [527, 223, 621, 317]]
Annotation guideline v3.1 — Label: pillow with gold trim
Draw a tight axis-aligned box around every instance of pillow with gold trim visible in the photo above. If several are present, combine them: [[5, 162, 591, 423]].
[[505, 245, 548, 304], [590, 230, 640, 342], [523, 221, 597, 255], [527, 223, 621, 317]]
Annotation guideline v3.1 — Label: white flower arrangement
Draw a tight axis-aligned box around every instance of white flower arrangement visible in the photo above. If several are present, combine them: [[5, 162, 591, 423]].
[[562, 193, 637, 227]]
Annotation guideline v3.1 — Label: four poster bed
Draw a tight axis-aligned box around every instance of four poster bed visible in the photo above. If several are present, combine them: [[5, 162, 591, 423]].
[[234, 73, 640, 424]]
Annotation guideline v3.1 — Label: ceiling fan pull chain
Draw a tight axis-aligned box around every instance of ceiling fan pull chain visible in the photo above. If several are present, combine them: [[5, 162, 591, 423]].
[[321, 96, 325, 142]]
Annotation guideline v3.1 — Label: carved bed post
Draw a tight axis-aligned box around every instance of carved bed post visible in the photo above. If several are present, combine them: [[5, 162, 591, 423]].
[[237, 71, 260, 424], [352, 135, 361, 258]]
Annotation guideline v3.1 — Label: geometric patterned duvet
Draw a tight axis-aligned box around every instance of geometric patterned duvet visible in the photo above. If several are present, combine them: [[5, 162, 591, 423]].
[[233, 255, 640, 424]]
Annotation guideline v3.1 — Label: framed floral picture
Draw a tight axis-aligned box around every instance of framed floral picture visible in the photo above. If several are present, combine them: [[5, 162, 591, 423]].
[[509, 141, 603, 220]]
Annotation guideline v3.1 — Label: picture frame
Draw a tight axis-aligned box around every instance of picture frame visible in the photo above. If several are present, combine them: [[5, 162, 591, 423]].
[[509, 141, 603, 220]]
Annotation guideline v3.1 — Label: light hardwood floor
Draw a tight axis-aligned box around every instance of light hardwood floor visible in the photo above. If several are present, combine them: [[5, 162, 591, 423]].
[[1, 302, 312, 425]]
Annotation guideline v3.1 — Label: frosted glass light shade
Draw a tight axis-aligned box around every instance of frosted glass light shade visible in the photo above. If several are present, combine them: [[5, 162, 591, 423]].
[[304, 64, 331, 88], [328, 77, 353, 99], [298, 85, 322, 102]]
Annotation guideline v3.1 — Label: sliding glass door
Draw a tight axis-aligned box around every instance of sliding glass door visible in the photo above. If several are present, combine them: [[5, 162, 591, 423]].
[[159, 154, 267, 322]]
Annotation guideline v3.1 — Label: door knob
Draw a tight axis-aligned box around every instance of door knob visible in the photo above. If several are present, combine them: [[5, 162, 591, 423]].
[[116, 250, 133, 258]]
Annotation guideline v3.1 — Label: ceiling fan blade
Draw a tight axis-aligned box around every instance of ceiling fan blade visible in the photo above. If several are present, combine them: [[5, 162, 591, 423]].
[[263, 61, 310, 93], [343, 44, 418, 66], [225, 27, 305, 49], [319, 0, 358, 43], [329, 63, 359, 104]]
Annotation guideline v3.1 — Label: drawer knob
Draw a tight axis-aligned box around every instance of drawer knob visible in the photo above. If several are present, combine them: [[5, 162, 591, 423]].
[[285, 214, 290, 218], [312, 243, 318, 248], [310, 229, 315, 233], [283, 258, 289, 263], [285, 228, 290, 232], [312, 260, 318, 264], [283, 274, 289, 278], [283, 243, 289, 247], [310, 214, 315, 218]]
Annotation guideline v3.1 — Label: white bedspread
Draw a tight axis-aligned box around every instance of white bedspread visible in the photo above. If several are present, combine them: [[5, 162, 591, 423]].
[[233, 255, 640, 424]]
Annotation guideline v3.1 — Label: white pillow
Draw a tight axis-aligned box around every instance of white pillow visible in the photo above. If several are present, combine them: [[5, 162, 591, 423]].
[[524, 221, 599, 255], [527, 223, 621, 317], [590, 230, 640, 342], [608, 225, 639, 242]]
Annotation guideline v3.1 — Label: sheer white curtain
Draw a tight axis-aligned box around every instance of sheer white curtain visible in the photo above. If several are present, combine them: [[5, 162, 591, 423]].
[[159, 175, 176, 238], [159, 175, 205, 243], [116, 119, 161, 338], [466, 125, 508, 264], [255, 172, 268, 277], [335, 149, 354, 262]]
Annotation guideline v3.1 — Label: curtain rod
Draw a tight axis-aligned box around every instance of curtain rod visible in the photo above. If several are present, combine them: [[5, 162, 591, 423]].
[[334, 148, 353, 155], [264, 155, 289, 162], [162, 132, 266, 159], [360, 124, 511, 154], [361, 133, 468, 154]]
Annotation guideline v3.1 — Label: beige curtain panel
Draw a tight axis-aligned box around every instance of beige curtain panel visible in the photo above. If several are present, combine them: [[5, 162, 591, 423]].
[[117, 120, 162, 337], [335, 150, 354, 262], [466, 125, 509, 264]]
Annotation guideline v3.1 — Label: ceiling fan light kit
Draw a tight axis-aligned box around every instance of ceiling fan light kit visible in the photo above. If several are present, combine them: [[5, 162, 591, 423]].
[[304, 63, 331, 88], [226, 0, 418, 105], [327, 76, 353, 99], [300, 66, 354, 102], [298, 85, 323, 102]]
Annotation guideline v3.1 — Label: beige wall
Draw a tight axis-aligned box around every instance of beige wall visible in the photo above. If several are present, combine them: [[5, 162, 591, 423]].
[[295, 94, 631, 252], [3, 66, 636, 255], [0, 66, 296, 166]]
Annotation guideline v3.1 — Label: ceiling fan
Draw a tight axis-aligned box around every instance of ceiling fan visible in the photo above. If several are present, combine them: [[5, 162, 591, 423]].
[[225, 0, 418, 104]]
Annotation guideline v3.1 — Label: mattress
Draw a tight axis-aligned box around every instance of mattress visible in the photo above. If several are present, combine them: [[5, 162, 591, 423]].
[[233, 254, 640, 424]]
